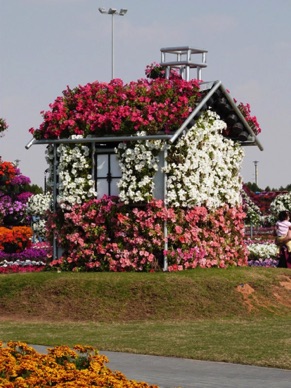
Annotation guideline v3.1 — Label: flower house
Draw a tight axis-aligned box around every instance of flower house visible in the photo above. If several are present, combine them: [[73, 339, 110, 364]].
[[26, 46, 263, 272]]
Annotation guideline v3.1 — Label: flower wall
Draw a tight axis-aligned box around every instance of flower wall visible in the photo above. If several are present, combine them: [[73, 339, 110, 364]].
[[116, 133, 162, 203], [115, 111, 244, 209], [164, 111, 243, 209], [46, 138, 96, 210], [47, 197, 247, 272]]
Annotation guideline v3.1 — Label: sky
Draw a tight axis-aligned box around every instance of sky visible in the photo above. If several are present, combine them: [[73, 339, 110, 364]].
[[0, 0, 290, 190]]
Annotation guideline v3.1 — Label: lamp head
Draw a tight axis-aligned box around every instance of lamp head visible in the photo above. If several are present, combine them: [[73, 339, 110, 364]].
[[98, 7, 107, 14]]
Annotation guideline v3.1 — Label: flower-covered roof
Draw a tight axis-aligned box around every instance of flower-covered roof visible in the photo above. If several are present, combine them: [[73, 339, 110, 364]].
[[26, 64, 262, 150], [29, 76, 200, 140], [179, 80, 263, 150]]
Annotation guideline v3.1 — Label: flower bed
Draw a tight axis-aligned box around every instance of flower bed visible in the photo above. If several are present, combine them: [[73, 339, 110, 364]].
[[246, 239, 279, 267], [0, 242, 51, 274], [0, 235, 284, 272], [248, 258, 279, 267], [0, 341, 157, 387]]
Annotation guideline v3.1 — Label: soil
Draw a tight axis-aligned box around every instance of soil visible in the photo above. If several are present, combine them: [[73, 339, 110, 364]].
[[236, 275, 291, 312]]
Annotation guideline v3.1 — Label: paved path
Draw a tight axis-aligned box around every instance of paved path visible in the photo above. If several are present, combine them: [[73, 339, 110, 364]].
[[31, 346, 291, 388]]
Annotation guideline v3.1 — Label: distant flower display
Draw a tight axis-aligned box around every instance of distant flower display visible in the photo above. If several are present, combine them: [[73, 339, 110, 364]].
[[246, 188, 285, 215], [0, 226, 32, 253], [27, 193, 53, 217], [26, 193, 53, 239], [0, 158, 33, 227], [241, 187, 262, 226], [246, 240, 279, 267], [247, 241, 278, 259], [0, 243, 50, 273], [17, 192, 34, 203], [269, 192, 291, 214], [0, 195, 29, 226], [10, 174, 31, 186], [0, 159, 17, 185]]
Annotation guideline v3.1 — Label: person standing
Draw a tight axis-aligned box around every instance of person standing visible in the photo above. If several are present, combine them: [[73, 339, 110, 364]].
[[274, 210, 291, 252]]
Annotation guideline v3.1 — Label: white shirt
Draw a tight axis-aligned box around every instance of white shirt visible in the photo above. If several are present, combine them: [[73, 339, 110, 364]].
[[276, 220, 291, 237]]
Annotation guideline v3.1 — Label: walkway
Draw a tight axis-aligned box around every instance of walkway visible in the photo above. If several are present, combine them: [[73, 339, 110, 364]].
[[31, 346, 291, 388]]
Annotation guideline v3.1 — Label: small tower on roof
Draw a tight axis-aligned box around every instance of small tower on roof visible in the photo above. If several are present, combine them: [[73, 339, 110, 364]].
[[160, 46, 208, 81]]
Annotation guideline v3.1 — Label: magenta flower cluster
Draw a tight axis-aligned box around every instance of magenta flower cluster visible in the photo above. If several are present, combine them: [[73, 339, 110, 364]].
[[237, 102, 261, 135], [29, 77, 201, 140], [0, 195, 30, 225], [10, 175, 31, 186]]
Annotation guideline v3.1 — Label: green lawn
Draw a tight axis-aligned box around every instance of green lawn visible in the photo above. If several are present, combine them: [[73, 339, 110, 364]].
[[0, 267, 291, 369]]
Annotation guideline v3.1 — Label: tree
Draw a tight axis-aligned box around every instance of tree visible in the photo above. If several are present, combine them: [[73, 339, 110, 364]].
[[244, 182, 262, 193], [0, 117, 8, 137], [22, 183, 43, 195]]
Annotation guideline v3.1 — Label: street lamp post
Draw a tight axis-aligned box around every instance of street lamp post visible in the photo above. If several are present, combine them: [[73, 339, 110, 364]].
[[253, 160, 259, 186], [44, 168, 49, 193], [98, 7, 128, 79]]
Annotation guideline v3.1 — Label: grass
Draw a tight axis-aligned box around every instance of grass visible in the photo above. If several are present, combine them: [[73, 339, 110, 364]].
[[0, 267, 291, 369]]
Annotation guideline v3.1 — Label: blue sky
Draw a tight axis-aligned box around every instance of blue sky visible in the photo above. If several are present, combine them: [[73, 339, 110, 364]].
[[0, 0, 290, 189]]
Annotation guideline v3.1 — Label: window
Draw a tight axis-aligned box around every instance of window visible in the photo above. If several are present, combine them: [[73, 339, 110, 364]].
[[95, 152, 122, 198]]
